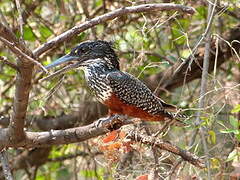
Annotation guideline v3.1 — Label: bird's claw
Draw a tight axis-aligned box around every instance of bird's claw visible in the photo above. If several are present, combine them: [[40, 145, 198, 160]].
[[95, 115, 124, 131]]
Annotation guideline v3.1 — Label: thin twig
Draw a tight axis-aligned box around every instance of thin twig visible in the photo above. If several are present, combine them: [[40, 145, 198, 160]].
[[127, 131, 205, 169], [120, 50, 175, 65], [15, 0, 24, 43], [33, 3, 195, 57], [0, 37, 48, 73], [193, 0, 218, 178], [0, 56, 19, 71], [168, 160, 183, 178], [187, 0, 217, 66], [0, 150, 13, 180], [0, 22, 31, 56], [79, 0, 97, 39]]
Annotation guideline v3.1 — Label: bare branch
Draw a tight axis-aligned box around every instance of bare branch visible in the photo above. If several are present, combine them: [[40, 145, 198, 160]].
[[0, 115, 203, 169], [0, 37, 47, 73], [0, 22, 31, 55], [0, 56, 19, 71], [0, 20, 35, 143], [33, 3, 195, 57], [14, 0, 24, 43], [127, 131, 205, 169], [194, 1, 217, 178], [0, 102, 107, 130], [0, 116, 112, 149], [120, 50, 175, 65]]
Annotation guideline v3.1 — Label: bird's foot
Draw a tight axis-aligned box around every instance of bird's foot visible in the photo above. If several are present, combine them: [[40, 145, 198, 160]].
[[95, 114, 124, 131]]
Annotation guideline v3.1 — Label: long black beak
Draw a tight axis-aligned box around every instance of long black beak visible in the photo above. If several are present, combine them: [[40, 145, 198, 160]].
[[45, 54, 79, 69]]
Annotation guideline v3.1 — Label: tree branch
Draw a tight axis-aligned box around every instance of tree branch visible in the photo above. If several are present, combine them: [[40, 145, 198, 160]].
[[194, 1, 217, 178], [127, 131, 205, 169], [0, 117, 109, 149], [0, 21, 34, 143], [0, 116, 203, 169], [0, 56, 19, 71], [0, 37, 47, 72], [33, 3, 195, 57], [0, 22, 31, 55], [14, 0, 24, 43]]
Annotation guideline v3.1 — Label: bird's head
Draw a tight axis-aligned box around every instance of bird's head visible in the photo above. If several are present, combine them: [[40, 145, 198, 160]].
[[45, 40, 120, 70]]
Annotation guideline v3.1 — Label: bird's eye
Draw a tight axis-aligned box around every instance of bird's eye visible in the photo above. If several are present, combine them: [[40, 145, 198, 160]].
[[79, 47, 88, 54], [74, 49, 78, 54]]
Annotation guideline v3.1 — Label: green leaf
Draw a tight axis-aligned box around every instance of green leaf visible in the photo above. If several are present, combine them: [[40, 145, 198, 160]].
[[80, 169, 97, 178], [95, 0, 103, 7], [181, 49, 191, 58], [236, 134, 240, 142], [56, 0, 61, 8], [35, 174, 45, 180], [196, 6, 207, 19], [56, 168, 70, 180], [171, 28, 186, 45], [220, 129, 239, 134], [39, 25, 53, 40], [229, 115, 238, 129], [210, 158, 220, 169], [231, 104, 240, 113], [178, 19, 190, 29], [23, 26, 36, 41], [200, 116, 209, 125], [77, 32, 86, 42], [226, 149, 238, 162], [208, 130, 216, 144], [80, 168, 106, 179]]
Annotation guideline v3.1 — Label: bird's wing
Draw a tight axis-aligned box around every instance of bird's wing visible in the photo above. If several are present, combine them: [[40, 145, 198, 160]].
[[106, 71, 174, 116]]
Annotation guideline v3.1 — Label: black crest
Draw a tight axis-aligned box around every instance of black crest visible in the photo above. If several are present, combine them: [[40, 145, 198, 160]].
[[70, 40, 120, 69]]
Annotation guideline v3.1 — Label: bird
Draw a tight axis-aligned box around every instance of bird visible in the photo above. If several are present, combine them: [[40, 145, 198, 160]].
[[45, 40, 186, 126]]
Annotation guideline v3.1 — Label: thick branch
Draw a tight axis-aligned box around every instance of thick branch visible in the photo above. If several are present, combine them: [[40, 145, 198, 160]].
[[0, 116, 203, 169], [0, 20, 34, 143], [0, 119, 108, 149], [33, 3, 195, 57]]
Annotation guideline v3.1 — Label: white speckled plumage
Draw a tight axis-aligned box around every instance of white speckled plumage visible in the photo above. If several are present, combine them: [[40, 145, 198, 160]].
[[46, 40, 186, 121]]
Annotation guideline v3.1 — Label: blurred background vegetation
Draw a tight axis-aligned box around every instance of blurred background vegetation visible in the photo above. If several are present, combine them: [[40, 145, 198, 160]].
[[0, 0, 240, 179]]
